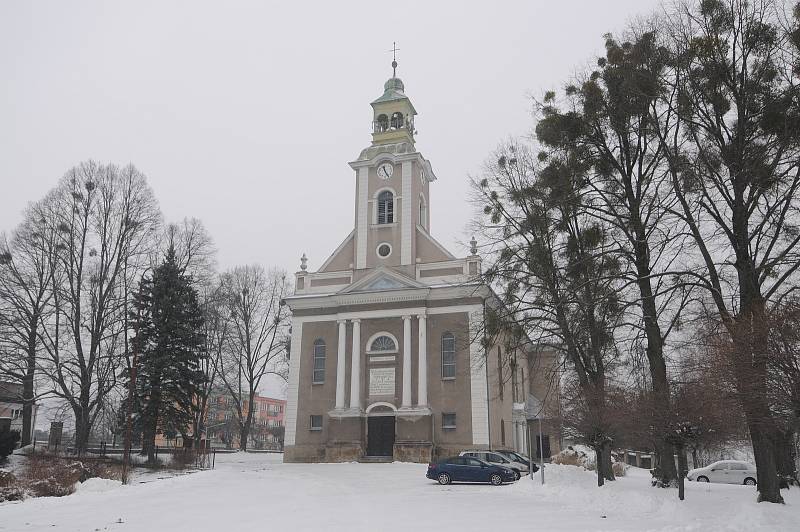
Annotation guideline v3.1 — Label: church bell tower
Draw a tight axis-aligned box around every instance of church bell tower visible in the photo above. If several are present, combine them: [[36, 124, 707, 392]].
[[348, 56, 437, 273]]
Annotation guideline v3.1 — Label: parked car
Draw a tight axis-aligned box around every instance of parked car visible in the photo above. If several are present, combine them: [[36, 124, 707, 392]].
[[459, 450, 528, 480], [426, 456, 517, 486], [495, 450, 540, 473], [686, 460, 757, 485]]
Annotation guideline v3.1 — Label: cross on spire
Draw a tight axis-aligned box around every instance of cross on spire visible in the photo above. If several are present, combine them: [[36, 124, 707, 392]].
[[388, 42, 400, 77]]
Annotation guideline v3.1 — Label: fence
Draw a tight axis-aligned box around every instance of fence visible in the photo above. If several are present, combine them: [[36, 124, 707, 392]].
[[28, 439, 217, 470]]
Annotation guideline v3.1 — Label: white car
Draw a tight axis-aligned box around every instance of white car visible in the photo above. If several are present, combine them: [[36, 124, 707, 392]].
[[459, 450, 528, 480], [686, 460, 757, 485]]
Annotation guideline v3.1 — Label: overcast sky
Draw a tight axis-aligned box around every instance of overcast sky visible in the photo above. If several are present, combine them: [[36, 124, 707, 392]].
[[1, 0, 665, 280]]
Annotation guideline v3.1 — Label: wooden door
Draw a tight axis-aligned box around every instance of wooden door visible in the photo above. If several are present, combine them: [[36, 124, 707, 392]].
[[366, 416, 395, 456]]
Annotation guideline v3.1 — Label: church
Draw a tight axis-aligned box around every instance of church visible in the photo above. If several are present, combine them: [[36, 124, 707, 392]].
[[283, 61, 560, 463]]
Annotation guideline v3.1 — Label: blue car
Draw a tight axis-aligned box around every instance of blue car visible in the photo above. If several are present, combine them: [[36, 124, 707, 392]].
[[426, 456, 517, 485]]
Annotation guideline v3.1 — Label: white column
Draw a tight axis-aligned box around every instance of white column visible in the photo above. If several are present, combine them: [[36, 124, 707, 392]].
[[402, 315, 412, 408], [284, 321, 303, 446], [335, 319, 347, 410], [349, 319, 361, 409], [417, 313, 427, 407], [468, 310, 490, 445]]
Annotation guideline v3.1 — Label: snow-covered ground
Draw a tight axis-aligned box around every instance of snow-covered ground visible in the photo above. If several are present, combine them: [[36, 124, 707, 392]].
[[1, 452, 798, 531]]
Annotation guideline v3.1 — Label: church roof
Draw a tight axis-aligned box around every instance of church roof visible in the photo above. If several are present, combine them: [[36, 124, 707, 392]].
[[371, 77, 417, 114]]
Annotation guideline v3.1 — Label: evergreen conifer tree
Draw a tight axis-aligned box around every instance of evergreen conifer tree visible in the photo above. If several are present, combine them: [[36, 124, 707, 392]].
[[132, 246, 206, 462]]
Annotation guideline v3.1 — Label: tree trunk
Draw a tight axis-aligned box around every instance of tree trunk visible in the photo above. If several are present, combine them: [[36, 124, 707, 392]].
[[73, 406, 91, 456], [239, 421, 250, 451], [595, 445, 605, 487], [775, 429, 798, 486], [731, 300, 784, 503], [750, 424, 784, 503], [630, 215, 678, 488], [653, 442, 676, 487], [691, 447, 699, 470], [144, 391, 161, 463], [600, 441, 615, 482], [21, 357, 35, 446]]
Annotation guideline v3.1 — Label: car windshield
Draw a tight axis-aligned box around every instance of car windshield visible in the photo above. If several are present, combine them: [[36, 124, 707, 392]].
[[503, 451, 528, 463]]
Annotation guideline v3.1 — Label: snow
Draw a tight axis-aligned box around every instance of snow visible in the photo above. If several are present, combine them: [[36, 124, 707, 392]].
[[73, 477, 123, 494], [1, 452, 798, 531], [0, 451, 29, 476]]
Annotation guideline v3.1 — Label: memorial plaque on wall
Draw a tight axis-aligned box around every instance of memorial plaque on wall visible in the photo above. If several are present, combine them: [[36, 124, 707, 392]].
[[369, 367, 395, 396]]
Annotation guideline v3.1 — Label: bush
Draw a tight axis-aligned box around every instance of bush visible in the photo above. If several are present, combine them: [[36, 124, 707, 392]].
[[170, 450, 194, 470], [27, 477, 75, 497], [612, 461, 627, 477], [0, 485, 27, 502], [0, 428, 21, 462], [0, 469, 17, 487], [20, 456, 122, 497], [83, 460, 123, 481]]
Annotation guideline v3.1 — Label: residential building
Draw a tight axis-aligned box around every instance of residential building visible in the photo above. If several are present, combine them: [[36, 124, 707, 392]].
[[0, 381, 37, 445], [206, 391, 286, 449]]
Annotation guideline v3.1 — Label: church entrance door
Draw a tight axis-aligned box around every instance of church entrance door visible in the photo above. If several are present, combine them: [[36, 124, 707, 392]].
[[366, 416, 395, 457]]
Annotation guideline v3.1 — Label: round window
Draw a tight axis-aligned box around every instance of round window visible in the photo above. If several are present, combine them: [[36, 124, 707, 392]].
[[377, 244, 392, 258]]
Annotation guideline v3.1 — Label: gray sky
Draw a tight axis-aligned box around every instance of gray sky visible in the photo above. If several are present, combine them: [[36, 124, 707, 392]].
[[1, 0, 664, 278]]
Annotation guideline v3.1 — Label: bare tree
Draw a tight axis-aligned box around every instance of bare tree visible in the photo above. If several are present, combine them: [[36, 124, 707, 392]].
[[474, 141, 625, 486], [653, 0, 800, 503], [192, 281, 230, 449], [161, 218, 217, 286], [39, 161, 160, 454], [534, 28, 698, 485], [0, 199, 60, 445], [216, 266, 289, 451]]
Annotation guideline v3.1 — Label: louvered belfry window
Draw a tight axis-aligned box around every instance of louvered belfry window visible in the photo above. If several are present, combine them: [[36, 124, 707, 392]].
[[377, 191, 394, 224]]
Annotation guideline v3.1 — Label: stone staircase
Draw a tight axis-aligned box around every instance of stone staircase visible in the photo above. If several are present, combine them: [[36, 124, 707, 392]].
[[359, 455, 393, 463]]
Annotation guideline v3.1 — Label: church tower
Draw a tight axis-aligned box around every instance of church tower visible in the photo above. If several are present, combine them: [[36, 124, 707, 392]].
[[282, 58, 561, 464], [348, 62, 438, 274]]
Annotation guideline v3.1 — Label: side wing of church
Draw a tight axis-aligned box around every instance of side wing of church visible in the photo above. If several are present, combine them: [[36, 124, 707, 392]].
[[283, 67, 561, 463]]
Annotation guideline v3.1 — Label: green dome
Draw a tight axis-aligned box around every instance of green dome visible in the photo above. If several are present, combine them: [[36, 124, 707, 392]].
[[384, 77, 404, 92]]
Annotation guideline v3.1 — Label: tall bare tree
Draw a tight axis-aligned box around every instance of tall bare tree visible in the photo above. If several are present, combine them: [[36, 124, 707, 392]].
[[216, 265, 289, 451], [0, 199, 60, 445], [653, 0, 800, 502], [534, 29, 697, 485], [192, 281, 230, 449], [474, 141, 625, 486], [39, 161, 159, 454]]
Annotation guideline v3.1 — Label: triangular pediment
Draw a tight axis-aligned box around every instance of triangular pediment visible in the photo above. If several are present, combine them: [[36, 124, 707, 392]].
[[339, 267, 425, 294]]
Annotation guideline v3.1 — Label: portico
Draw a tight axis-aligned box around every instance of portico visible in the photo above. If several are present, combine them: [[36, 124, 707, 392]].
[[327, 312, 429, 417]]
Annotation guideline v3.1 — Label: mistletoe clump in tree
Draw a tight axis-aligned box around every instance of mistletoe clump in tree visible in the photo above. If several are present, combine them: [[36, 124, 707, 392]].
[[132, 247, 206, 463]]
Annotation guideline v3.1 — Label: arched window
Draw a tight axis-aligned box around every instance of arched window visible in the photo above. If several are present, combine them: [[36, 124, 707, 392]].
[[312, 339, 325, 384], [441, 332, 456, 379], [377, 190, 394, 224], [419, 195, 427, 228], [390, 112, 403, 129], [375, 114, 388, 133], [370, 335, 397, 352]]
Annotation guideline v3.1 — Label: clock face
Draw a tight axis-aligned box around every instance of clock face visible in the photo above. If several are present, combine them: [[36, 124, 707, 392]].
[[377, 163, 393, 180]]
